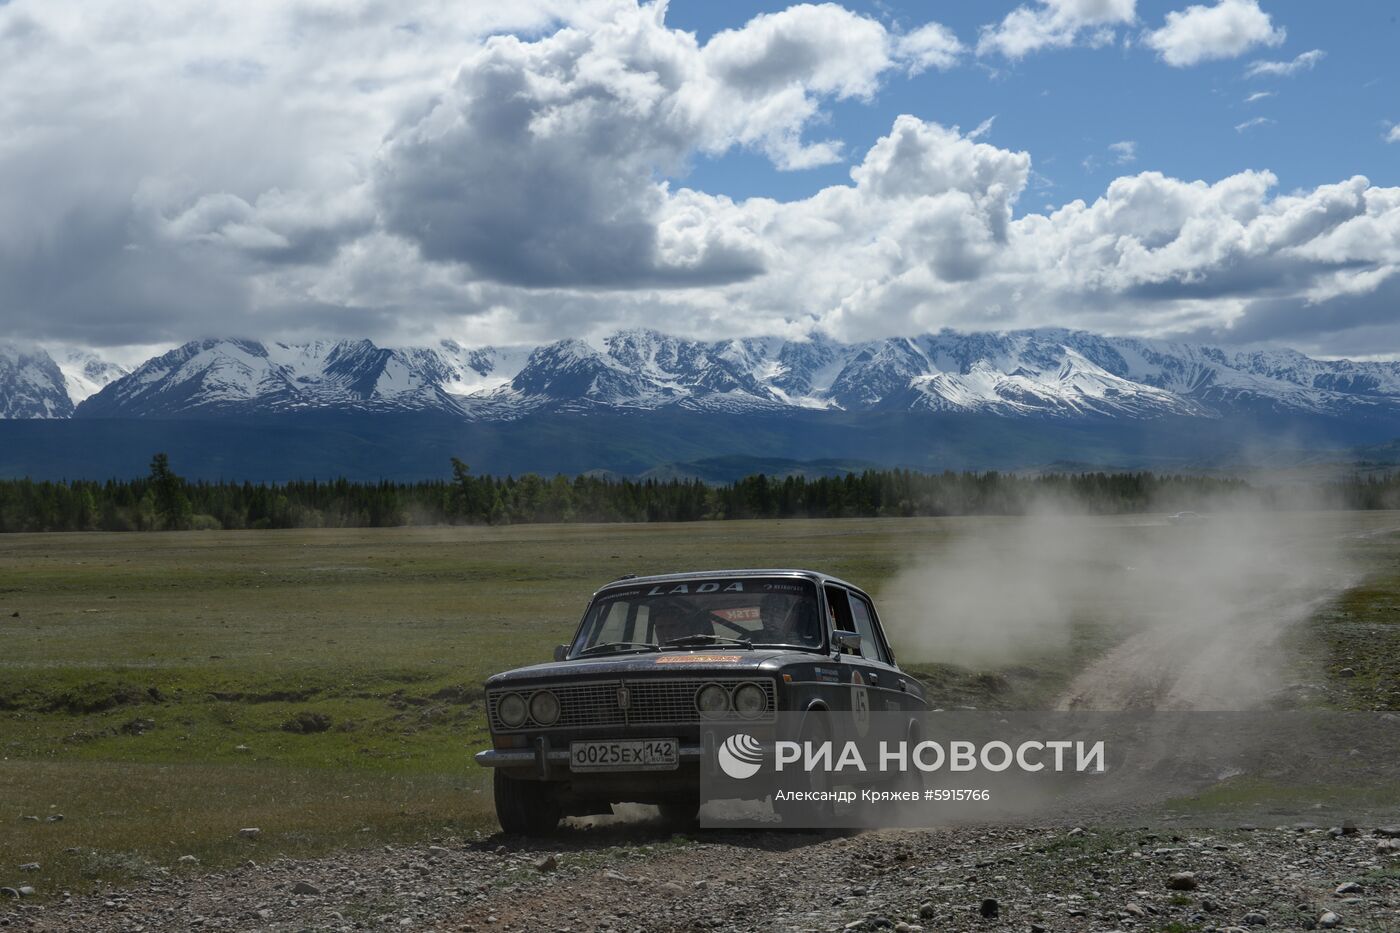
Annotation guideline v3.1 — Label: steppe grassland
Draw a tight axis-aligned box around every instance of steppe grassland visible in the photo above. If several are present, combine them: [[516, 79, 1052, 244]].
[[3, 513, 1398, 894]]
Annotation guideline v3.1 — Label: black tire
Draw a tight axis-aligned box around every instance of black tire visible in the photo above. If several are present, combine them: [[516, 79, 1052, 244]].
[[893, 724, 927, 794], [657, 801, 700, 832], [493, 769, 562, 836], [879, 737, 925, 827], [772, 713, 834, 827]]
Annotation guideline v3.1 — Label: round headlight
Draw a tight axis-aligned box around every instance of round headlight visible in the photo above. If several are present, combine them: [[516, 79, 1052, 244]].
[[696, 683, 731, 716], [497, 692, 527, 728], [529, 690, 560, 726], [733, 682, 767, 718]]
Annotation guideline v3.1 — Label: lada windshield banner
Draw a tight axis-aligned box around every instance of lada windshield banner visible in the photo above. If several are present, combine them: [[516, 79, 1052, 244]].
[[697, 711, 1400, 829]]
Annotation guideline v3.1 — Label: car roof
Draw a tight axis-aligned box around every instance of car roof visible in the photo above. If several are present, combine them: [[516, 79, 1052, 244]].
[[594, 568, 865, 595]]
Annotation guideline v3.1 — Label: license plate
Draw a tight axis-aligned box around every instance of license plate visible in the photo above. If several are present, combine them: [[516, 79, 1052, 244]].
[[569, 738, 679, 772]]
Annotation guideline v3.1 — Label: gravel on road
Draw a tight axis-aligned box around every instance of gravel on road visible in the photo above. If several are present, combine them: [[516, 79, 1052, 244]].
[[5, 820, 1398, 932]]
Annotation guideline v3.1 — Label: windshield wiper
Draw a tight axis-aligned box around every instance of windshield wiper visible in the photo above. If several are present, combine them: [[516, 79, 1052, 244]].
[[577, 641, 662, 658], [660, 634, 753, 649], [751, 642, 822, 652]]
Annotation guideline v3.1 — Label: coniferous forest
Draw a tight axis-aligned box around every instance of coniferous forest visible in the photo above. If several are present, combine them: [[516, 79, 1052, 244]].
[[1, 453, 1399, 533]]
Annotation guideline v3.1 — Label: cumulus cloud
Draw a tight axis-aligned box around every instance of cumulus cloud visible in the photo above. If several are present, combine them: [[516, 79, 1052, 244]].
[[0, 0, 970, 341], [700, 3, 896, 150], [1388, 125, 1400, 144], [3, 0, 1400, 360], [895, 22, 965, 74], [983, 170, 1400, 345], [978, 0, 1137, 59], [374, 1, 946, 288], [0, 0, 582, 345], [1145, 0, 1284, 67], [730, 135, 1400, 353], [645, 124, 1400, 356], [1245, 48, 1325, 78]]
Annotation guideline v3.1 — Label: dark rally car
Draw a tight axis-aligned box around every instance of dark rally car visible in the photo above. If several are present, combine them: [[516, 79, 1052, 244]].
[[475, 569, 928, 834]]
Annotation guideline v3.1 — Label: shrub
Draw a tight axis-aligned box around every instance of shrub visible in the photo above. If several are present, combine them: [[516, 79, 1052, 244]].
[[281, 711, 332, 734]]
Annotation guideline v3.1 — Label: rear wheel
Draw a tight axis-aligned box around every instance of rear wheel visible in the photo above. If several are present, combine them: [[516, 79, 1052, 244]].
[[493, 769, 561, 836], [877, 734, 925, 827]]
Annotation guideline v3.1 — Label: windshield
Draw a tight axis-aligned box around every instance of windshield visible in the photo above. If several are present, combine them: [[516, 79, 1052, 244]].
[[572, 576, 824, 656]]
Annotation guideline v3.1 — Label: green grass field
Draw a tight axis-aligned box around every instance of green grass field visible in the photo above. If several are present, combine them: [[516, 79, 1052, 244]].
[[3, 514, 1399, 896]]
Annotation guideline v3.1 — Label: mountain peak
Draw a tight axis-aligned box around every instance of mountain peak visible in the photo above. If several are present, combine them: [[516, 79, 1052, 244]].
[[2, 328, 1398, 426], [0, 341, 73, 418]]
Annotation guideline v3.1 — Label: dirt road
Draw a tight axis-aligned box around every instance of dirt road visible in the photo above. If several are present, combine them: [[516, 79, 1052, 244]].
[[10, 819, 1399, 932]]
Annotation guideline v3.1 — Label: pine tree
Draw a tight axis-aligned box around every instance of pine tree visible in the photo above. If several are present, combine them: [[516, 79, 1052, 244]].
[[148, 453, 192, 530]]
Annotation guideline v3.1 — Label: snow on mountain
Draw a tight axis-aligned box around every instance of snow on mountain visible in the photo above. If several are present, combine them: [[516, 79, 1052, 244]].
[[827, 338, 932, 410], [52, 348, 129, 403], [900, 349, 1210, 418], [1, 328, 1390, 424], [504, 337, 674, 410], [78, 338, 486, 417], [0, 342, 73, 418], [444, 330, 815, 416], [1065, 334, 1400, 416], [769, 334, 845, 405], [431, 341, 533, 397]]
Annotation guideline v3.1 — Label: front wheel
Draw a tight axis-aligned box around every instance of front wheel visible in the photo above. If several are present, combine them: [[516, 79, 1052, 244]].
[[657, 800, 700, 832], [493, 769, 562, 836], [772, 713, 833, 827]]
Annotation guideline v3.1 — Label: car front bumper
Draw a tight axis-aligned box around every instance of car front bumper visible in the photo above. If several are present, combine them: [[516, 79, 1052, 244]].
[[475, 743, 706, 769]]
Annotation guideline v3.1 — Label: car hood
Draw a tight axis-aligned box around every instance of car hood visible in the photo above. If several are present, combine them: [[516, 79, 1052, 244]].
[[484, 647, 818, 687]]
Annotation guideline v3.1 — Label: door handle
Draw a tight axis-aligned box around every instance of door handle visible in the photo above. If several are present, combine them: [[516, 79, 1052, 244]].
[[897, 679, 907, 692], [868, 673, 879, 685]]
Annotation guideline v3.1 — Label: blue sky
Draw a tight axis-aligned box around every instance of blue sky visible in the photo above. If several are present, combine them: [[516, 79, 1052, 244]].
[[668, 1, 1399, 211], [3, 0, 1400, 358]]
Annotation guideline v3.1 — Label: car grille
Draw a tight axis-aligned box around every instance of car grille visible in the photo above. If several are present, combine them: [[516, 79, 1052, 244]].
[[488, 678, 778, 732]]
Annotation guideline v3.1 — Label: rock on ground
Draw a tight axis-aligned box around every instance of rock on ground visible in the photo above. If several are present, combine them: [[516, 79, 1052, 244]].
[[3, 824, 1398, 932]]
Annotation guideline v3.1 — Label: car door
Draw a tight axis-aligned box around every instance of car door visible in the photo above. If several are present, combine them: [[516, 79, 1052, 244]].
[[843, 587, 924, 713], [823, 584, 886, 729]]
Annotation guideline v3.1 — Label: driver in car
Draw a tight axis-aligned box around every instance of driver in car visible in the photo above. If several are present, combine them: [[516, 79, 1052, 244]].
[[651, 601, 707, 645], [763, 595, 822, 647]]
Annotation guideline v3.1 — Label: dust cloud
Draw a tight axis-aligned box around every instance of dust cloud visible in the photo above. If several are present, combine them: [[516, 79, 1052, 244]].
[[879, 495, 1357, 710]]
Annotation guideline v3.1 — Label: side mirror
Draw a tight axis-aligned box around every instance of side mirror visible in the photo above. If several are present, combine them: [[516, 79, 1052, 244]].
[[833, 630, 862, 656], [553, 644, 570, 662]]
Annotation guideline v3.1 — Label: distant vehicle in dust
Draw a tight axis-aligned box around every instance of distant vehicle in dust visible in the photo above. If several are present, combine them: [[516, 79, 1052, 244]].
[[1168, 511, 1204, 525], [475, 569, 927, 835]]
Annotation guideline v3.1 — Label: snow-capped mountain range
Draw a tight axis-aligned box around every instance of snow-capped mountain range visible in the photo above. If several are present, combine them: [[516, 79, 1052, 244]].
[[6, 329, 1400, 423], [0, 343, 130, 418], [0, 343, 74, 419]]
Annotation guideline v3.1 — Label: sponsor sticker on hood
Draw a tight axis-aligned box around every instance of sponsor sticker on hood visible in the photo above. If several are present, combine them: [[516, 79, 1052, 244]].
[[656, 654, 743, 664]]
